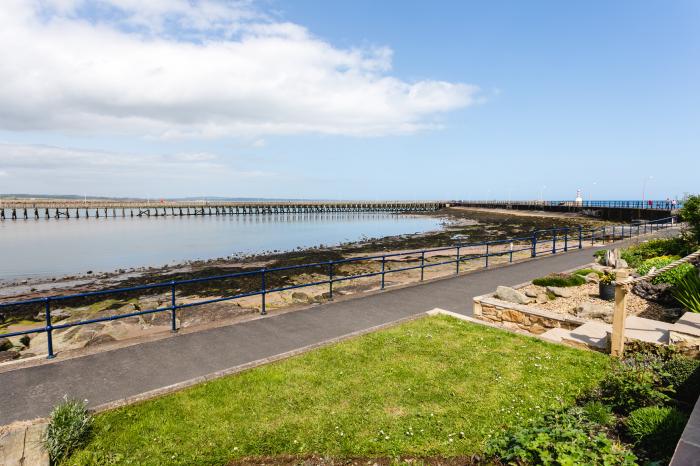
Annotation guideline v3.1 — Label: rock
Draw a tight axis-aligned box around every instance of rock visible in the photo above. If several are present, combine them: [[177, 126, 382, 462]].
[[0, 337, 12, 352], [34, 308, 71, 322], [546, 286, 573, 298], [575, 303, 612, 323], [495, 286, 531, 305], [524, 290, 538, 298], [591, 264, 609, 273], [616, 259, 629, 269], [603, 249, 618, 267], [536, 293, 549, 304], [585, 273, 600, 284], [632, 281, 676, 305], [0, 350, 19, 363], [291, 292, 309, 301]]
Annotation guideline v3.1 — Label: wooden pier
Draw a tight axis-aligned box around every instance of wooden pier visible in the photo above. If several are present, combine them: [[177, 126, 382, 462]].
[[0, 200, 446, 220]]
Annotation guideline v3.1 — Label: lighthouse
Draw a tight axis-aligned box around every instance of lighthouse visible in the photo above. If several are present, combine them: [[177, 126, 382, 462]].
[[575, 189, 583, 206]]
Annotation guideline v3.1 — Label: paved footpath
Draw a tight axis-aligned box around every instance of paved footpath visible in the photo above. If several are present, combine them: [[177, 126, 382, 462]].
[[0, 234, 673, 425]]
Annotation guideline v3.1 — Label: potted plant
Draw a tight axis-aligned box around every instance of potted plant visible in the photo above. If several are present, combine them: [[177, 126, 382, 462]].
[[599, 272, 616, 301]]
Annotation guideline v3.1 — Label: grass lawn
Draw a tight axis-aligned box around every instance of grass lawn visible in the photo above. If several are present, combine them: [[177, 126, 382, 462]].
[[66, 315, 610, 465]]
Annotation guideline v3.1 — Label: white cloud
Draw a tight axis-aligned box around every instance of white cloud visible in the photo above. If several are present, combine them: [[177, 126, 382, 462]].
[[0, 1, 479, 139], [0, 142, 271, 196]]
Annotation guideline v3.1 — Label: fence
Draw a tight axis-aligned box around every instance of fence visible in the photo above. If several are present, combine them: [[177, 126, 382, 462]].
[[454, 200, 683, 210], [0, 217, 677, 359]]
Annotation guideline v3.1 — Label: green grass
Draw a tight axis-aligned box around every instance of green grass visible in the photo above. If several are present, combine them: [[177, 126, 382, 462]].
[[532, 273, 586, 287], [573, 268, 604, 278], [65, 316, 610, 465]]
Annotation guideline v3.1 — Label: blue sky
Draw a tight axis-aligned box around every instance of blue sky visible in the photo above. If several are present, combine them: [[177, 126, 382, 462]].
[[0, 0, 697, 200]]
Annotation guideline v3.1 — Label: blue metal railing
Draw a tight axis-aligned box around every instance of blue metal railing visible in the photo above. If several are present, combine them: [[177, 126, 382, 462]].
[[453, 200, 683, 210], [0, 216, 677, 358]]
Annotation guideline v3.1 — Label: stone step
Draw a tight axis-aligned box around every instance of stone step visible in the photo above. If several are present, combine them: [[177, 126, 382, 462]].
[[673, 312, 700, 337], [562, 321, 610, 349], [625, 316, 671, 344], [540, 327, 572, 343]]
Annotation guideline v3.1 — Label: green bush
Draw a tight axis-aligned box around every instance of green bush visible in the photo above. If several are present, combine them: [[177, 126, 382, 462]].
[[663, 355, 700, 404], [532, 273, 586, 287], [485, 408, 637, 465], [680, 194, 700, 244], [44, 397, 93, 463], [621, 238, 693, 268], [636, 256, 695, 285], [673, 268, 700, 313], [574, 268, 604, 277], [625, 406, 688, 459], [600, 356, 673, 414]]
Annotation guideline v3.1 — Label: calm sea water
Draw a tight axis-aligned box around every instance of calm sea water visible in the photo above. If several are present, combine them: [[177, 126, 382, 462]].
[[0, 213, 443, 280]]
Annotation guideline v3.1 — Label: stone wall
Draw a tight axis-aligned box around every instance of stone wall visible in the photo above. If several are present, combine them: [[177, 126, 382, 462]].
[[474, 296, 584, 335]]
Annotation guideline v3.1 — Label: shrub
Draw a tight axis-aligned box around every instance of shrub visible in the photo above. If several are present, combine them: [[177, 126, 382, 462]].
[[625, 406, 688, 459], [600, 356, 673, 414], [636, 256, 695, 286], [485, 408, 637, 465], [532, 273, 586, 287], [574, 268, 604, 277], [621, 238, 693, 268], [44, 397, 93, 463], [673, 268, 700, 313], [19, 335, 30, 348], [663, 355, 700, 404], [680, 194, 700, 244]]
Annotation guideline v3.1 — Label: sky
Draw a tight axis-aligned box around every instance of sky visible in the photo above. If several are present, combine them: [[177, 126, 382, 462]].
[[0, 0, 698, 201]]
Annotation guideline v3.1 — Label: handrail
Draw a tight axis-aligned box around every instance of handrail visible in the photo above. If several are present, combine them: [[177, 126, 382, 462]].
[[0, 216, 678, 359]]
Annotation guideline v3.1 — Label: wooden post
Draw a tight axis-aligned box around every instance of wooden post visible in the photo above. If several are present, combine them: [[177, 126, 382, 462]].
[[610, 269, 630, 357]]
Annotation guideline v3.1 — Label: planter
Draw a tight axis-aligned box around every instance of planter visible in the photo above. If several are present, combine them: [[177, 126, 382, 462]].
[[599, 282, 616, 301]]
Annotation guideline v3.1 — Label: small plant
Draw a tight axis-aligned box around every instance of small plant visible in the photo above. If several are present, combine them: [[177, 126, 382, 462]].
[[673, 268, 700, 313], [680, 194, 700, 245], [44, 397, 93, 463], [600, 356, 673, 414], [582, 400, 615, 427], [574, 268, 604, 277], [19, 335, 30, 348], [625, 406, 688, 459], [636, 256, 695, 286], [532, 273, 586, 287], [663, 355, 700, 404], [485, 408, 637, 465], [600, 271, 616, 285]]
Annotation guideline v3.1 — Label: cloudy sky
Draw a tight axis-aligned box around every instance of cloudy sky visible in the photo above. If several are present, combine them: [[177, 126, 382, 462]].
[[0, 0, 698, 200]]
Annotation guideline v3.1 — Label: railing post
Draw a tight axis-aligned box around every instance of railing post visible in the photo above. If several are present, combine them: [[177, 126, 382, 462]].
[[45, 297, 55, 359], [531, 232, 538, 257], [420, 251, 425, 281], [611, 270, 629, 357], [612, 225, 616, 241], [578, 225, 583, 249], [456, 246, 460, 274], [509, 241, 513, 262], [485, 243, 489, 267], [170, 281, 177, 332], [564, 228, 568, 252], [381, 256, 386, 289], [261, 268, 267, 315], [328, 261, 333, 300], [552, 230, 557, 254]]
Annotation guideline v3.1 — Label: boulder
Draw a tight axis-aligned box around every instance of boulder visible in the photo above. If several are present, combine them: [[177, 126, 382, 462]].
[[603, 249, 618, 267], [291, 292, 309, 301], [536, 293, 549, 304], [495, 286, 531, 305], [0, 337, 12, 352], [632, 281, 676, 305], [616, 259, 629, 269], [524, 290, 538, 298], [585, 273, 600, 284], [575, 303, 612, 323], [546, 286, 573, 298]]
